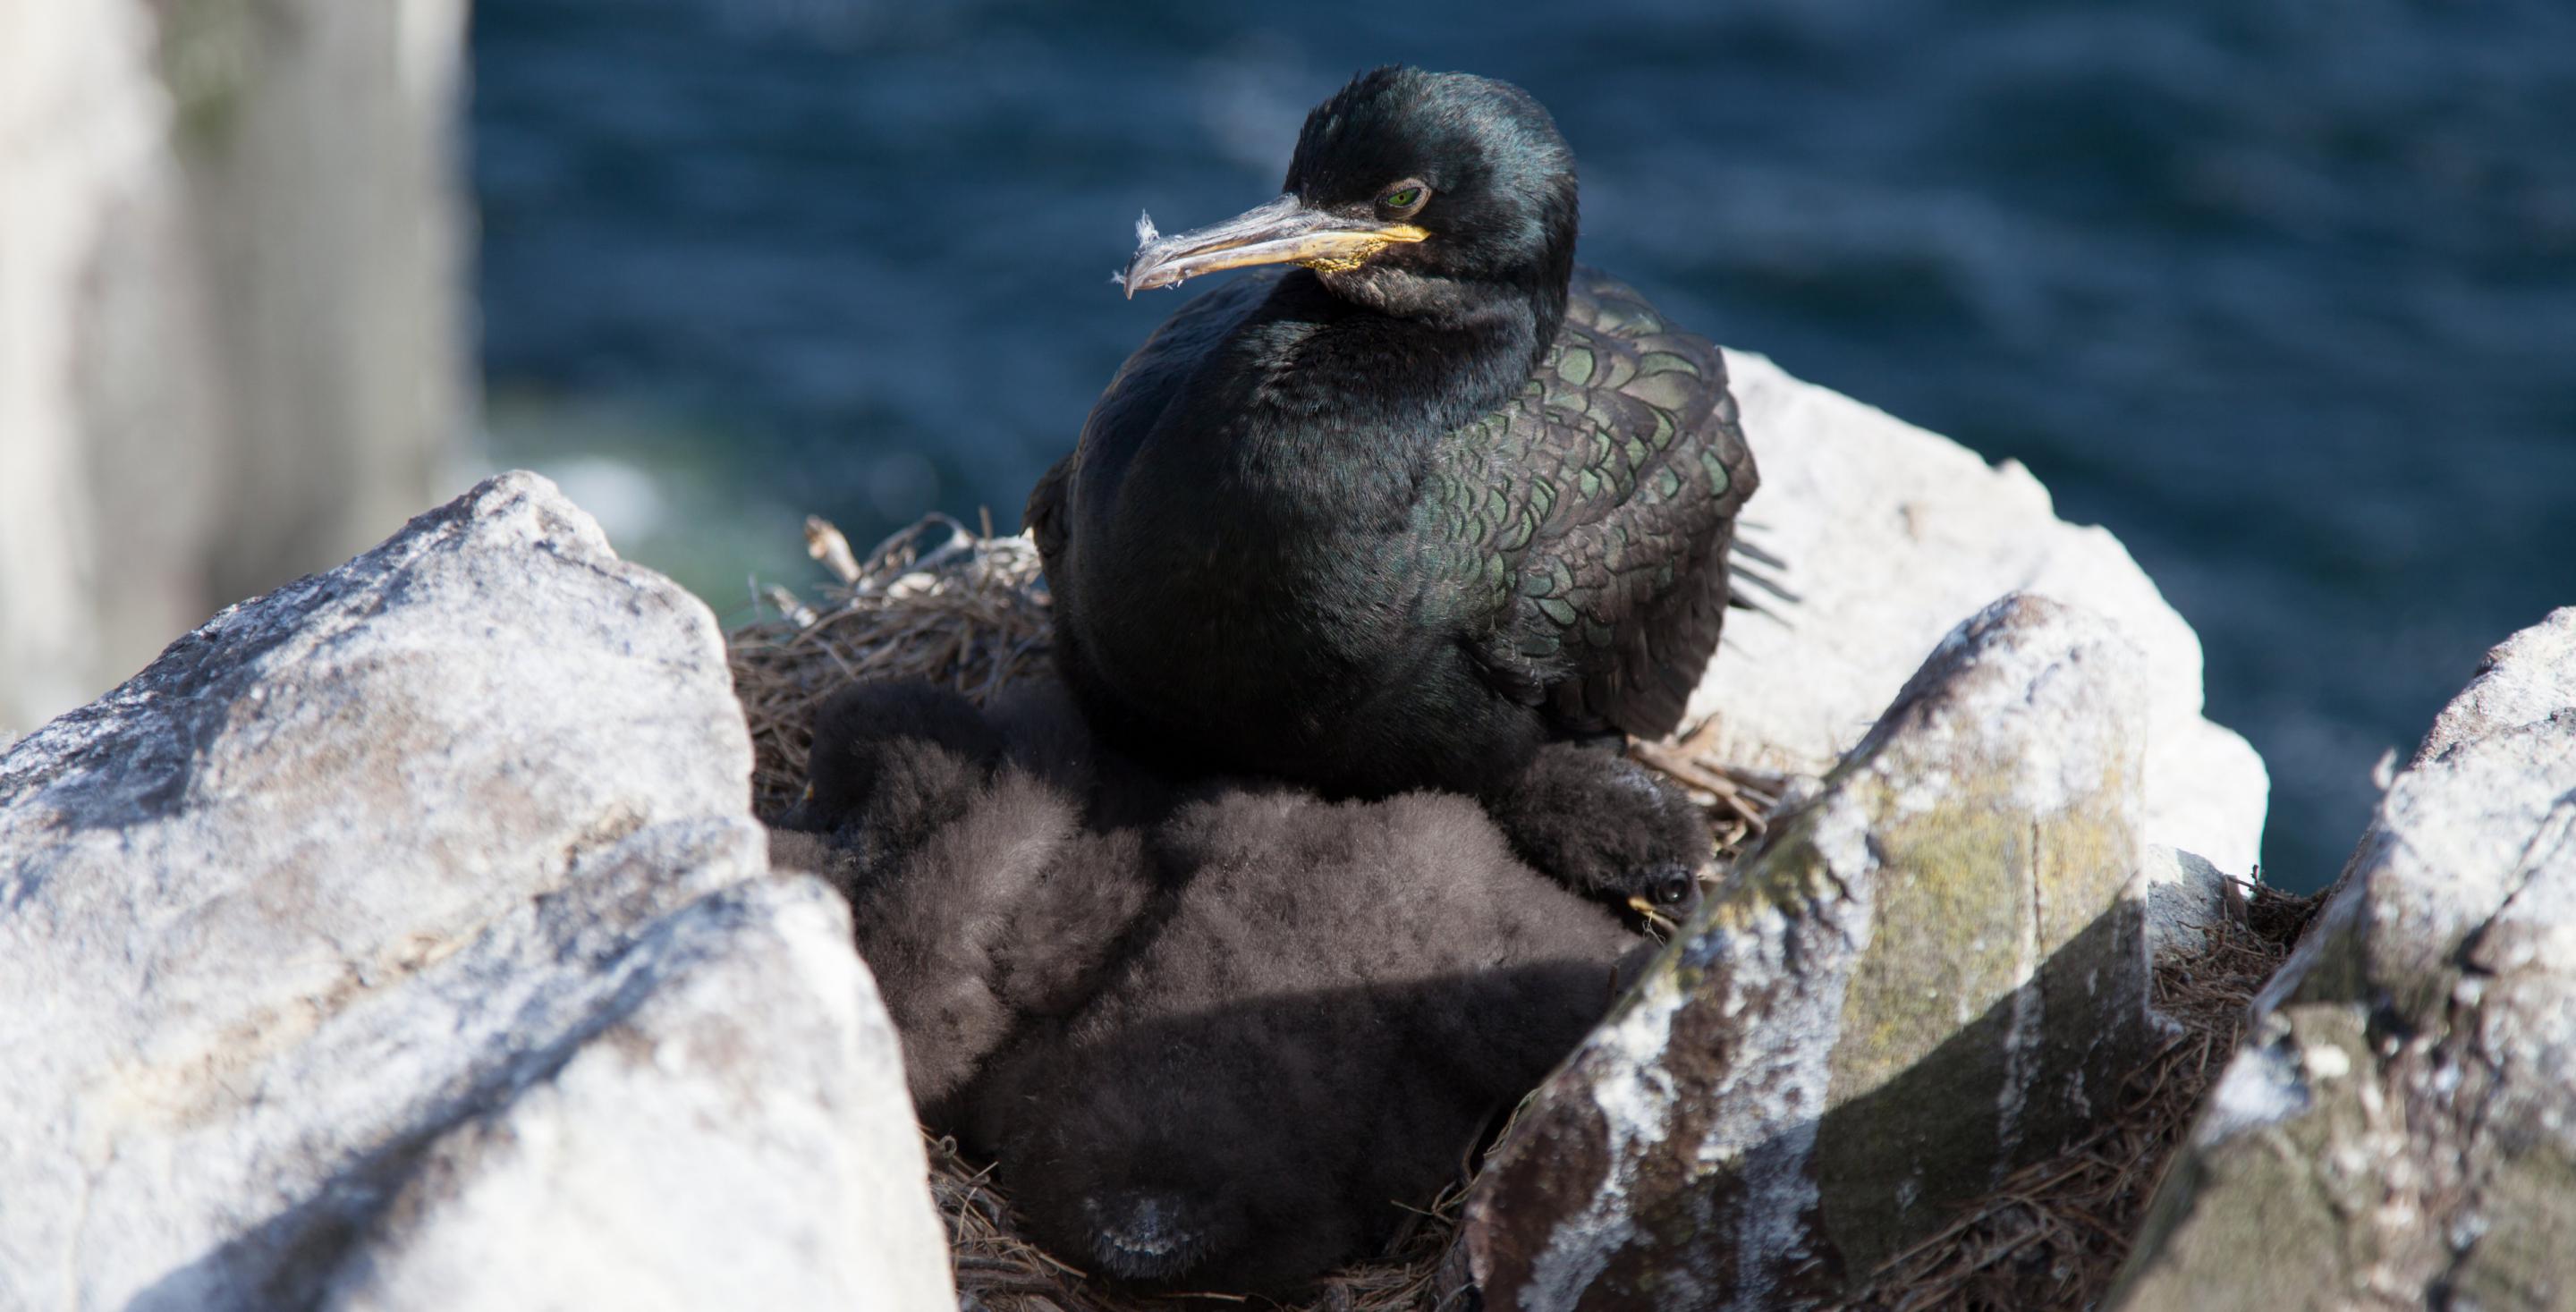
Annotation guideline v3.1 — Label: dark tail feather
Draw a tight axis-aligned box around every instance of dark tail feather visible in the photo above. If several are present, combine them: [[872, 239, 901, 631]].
[[1730, 531, 1789, 571], [1725, 523, 1797, 619]]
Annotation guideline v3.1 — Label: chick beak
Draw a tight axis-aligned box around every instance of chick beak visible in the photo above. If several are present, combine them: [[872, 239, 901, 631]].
[[1627, 894, 1682, 936], [1120, 194, 1427, 298]]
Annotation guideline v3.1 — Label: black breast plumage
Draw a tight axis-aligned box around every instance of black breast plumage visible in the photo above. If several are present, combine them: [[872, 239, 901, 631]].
[[1026, 265, 1755, 797]]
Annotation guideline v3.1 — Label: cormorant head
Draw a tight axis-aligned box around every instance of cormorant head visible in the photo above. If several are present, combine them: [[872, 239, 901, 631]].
[[1123, 67, 1578, 331]]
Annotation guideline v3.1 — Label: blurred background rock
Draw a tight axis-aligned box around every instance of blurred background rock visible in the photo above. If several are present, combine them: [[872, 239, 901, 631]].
[[4, 0, 2571, 891], [1, 0, 466, 729]]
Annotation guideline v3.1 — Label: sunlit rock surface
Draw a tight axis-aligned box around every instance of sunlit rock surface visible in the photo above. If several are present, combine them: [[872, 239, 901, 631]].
[[1692, 350, 2267, 875], [2113, 608, 2576, 1312], [1469, 594, 2160, 1311], [0, 474, 951, 1311]]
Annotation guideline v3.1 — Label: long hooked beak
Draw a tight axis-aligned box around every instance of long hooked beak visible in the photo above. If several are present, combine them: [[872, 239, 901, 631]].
[[1119, 194, 1427, 299]]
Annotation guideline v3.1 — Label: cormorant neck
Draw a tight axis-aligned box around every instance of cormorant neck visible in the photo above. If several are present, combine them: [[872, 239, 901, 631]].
[[1318, 259, 1571, 378], [1248, 272, 1550, 449]]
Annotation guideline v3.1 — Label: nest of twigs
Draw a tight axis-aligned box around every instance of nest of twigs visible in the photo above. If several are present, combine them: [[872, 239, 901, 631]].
[[724, 515, 2316, 1312], [728, 514, 1055, 821]]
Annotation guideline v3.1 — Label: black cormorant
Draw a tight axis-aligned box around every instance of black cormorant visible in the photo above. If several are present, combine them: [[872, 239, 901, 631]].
[[1027, 66, 1757, 910]]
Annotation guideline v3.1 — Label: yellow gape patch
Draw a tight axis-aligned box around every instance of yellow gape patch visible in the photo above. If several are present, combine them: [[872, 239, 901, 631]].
[[1298, 223, 1428, 274]]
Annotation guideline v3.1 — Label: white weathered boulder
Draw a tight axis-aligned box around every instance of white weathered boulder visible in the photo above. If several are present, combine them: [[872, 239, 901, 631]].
[[1467, 594, 2159, 1310], [2113, 607, 2576, 1312], [0, 473, 952, 1311], [1692, 351, 2267, 874]]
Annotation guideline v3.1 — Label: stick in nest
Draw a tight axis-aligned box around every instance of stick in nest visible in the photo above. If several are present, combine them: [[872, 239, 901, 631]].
[[729, 516, 1054, 819]]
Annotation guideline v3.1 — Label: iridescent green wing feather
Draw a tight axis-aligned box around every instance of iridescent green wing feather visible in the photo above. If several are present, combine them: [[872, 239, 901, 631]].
[[1427, 270, 1758, 739]]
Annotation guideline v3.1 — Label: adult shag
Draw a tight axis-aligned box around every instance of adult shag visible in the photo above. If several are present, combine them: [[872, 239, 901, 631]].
[[1027, 66, 1759, 905]]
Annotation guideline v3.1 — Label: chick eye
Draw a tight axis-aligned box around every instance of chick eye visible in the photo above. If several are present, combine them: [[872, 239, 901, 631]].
[[1377, 182, 1429, 216]]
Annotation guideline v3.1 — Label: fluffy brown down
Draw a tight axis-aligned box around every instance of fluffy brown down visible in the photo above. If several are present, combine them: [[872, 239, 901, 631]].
[[771, 678, 1682, 1297]]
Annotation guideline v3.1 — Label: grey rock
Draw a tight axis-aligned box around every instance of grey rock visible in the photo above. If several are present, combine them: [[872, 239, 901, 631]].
[[1690, 351, 2268, 874], [318, 876, 936, 1312], [2142, 844, 2241, 962], [2412, 607, 2576, 764], [2113, 607, 2576, 1312], [0, 473, 952, 1311], [1467, 593, 2159, 1311]]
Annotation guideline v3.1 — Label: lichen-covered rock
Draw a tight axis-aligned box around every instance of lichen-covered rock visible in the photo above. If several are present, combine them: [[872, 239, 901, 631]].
[[1467, 593, 2159, 1311], [2112, 608, 2576, 1312], [1690, 351, 2267, 874], [0, 473, 952, 1311]]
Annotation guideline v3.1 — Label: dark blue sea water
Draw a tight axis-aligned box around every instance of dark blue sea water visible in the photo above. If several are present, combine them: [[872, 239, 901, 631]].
[[471, 0, 2576, 892]]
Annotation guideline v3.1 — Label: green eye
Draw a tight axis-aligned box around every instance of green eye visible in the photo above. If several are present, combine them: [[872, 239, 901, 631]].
[[1379, 184, 1426, 213]]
